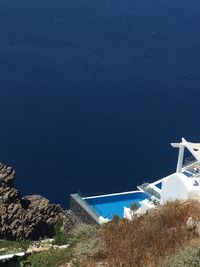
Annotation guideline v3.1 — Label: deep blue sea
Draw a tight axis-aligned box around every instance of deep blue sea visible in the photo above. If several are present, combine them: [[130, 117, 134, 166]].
[[1, 0, 200, 207]]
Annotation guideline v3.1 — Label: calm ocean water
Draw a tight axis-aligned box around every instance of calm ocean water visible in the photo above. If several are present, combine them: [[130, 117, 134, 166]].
[[0, 0, 200, 207]]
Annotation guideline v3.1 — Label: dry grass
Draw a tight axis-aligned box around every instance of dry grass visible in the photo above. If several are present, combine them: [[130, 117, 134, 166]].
[[81, 200, 200, 267]]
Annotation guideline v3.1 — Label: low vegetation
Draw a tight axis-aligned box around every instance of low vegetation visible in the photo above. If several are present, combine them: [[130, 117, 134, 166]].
[[2, 200, 200, 266], [27, 248, 71, 267], [161, 244, 200, 267], [24, 222, 102, 267], [130, 202, 140, 211], [81, 200, 200, 267], [0, 239, 30, 255]]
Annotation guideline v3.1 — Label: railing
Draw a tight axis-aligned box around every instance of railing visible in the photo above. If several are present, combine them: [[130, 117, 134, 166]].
[[138, 183, 161, 199], [91, 205, 102, 216], [78, 190, 102, 216], [183, 156, 197, 167]]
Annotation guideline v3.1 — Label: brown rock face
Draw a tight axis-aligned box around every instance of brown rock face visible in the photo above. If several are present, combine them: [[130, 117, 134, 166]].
[[0, 163, 63, 241], [63, 210, 81, 233]]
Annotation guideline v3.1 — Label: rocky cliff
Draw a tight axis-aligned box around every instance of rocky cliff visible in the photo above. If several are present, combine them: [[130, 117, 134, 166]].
[[0, 162, 63, 241]]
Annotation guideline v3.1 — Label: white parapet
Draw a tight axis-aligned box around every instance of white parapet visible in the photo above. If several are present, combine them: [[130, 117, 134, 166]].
[[139, 199, 155, 213], [161, 172, 200, 204], [124, 207, 133, 220], [99, 216, 110, 224], [123, 199, 155, 220]]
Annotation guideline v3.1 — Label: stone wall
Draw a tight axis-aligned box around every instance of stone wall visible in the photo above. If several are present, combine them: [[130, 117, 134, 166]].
[[70, 194, 99, 225]]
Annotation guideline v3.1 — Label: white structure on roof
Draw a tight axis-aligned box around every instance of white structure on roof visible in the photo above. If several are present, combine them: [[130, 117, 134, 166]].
[[161, 138, 200, 204], [171, 138, 200, 172]]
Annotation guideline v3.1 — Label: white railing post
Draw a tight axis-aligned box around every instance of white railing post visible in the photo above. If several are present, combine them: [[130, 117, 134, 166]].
[[176, 145, 185, 173]]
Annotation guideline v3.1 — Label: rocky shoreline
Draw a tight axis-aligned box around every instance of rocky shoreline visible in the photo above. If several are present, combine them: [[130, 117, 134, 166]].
[[0, 162, 64, 241]]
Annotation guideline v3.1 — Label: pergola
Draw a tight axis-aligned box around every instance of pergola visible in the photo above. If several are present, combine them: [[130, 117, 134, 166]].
[[171, 138, 200, 173]]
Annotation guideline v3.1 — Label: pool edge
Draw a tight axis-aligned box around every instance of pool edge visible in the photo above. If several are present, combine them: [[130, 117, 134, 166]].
[[70, 193, 100, 225]]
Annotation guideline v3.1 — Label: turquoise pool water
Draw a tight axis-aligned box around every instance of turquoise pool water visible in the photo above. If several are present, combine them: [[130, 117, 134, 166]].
[[86, 192, 149, 219]]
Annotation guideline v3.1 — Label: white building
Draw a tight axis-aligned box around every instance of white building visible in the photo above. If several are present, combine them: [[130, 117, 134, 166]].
[[161, 138, 200, 203], [125, 138, 200, 220]]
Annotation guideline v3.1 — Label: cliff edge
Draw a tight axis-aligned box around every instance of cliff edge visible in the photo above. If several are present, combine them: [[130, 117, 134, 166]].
[[0, 162, 63, 241]]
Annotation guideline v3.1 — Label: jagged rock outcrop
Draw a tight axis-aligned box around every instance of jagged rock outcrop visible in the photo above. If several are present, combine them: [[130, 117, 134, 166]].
[[63, 210, 81, 233], [0, 162, 63, 241]]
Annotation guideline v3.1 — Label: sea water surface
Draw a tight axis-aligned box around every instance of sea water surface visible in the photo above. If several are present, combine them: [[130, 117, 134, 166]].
[[0, 0, 200, 207]]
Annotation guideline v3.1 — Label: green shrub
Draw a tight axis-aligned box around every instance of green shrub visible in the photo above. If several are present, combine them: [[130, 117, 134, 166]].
[[160, 244, 200, 267], [0, 239, 31, 255], [112, 214, 120, 223], [28, 224, 99, 267], [69, 223, 98, 241], [152, 199, 159, 206], [20, 259, 32, 267], [53, 218, 69, 245], [71, 224, 105, 266], [28, 248, 71, 267], [130, 202, 140, 211]]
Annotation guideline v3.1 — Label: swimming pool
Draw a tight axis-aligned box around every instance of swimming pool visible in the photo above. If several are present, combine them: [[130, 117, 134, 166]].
[[85, 191, 149, 219]]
